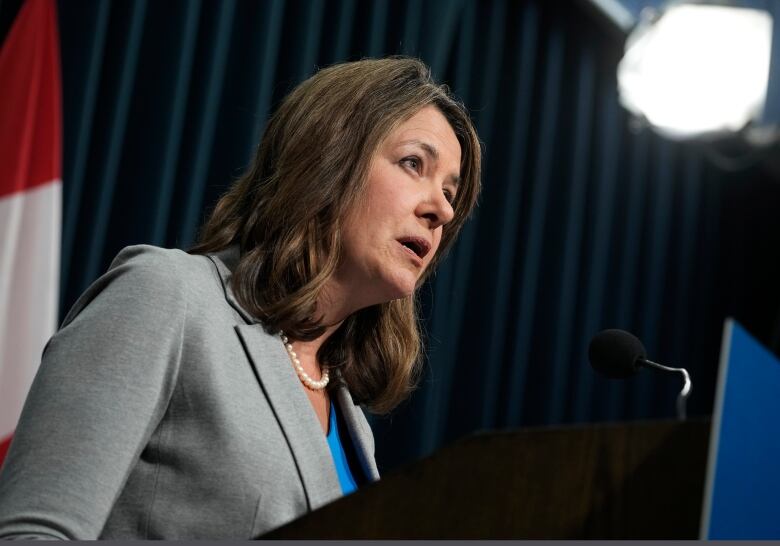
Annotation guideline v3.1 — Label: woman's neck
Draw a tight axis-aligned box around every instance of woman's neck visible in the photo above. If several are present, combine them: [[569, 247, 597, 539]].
[[290, 321, 342, 362]]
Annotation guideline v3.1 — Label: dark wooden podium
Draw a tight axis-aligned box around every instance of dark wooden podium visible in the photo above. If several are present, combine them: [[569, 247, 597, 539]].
[[265, 418, 710, 539]]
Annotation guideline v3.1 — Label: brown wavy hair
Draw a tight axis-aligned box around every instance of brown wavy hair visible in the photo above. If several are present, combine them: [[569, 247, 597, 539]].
[[190, 57, 481, 413]]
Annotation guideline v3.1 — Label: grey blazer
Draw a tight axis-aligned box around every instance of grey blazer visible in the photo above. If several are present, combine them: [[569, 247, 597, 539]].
[[0, 245, 379, 539]]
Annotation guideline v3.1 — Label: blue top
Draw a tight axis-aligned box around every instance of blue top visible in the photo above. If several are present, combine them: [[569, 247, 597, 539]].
[[326, 401, 359, 495]]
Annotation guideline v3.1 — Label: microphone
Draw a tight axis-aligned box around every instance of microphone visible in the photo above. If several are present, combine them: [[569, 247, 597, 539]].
[[588, 329, 692, 420]]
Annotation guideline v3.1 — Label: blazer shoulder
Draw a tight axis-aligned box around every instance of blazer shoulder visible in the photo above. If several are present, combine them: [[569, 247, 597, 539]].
[[109, 244, 207, 276], [60, 245, 212, 329]]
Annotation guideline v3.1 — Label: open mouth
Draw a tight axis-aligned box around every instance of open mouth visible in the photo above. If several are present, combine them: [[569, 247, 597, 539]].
[[397, 237, 431, 259]]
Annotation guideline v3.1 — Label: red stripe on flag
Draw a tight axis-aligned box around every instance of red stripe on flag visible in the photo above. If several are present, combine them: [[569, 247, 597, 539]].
[[0, 433, 12, 469], [0, 0, 62, 199]]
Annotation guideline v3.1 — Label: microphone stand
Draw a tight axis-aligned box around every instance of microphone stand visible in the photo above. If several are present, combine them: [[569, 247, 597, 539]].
[[639, 358, 692, 420]]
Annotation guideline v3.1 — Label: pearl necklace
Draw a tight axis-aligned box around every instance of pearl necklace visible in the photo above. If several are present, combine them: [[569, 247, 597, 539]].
[[280, 332, 329, 390]]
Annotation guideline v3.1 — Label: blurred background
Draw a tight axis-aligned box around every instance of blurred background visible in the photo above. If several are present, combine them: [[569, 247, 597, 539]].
[[2, 0, 780, 473]]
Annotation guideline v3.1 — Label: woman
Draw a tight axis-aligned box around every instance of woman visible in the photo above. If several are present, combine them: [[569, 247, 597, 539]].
[[0, 57, 481, 539]]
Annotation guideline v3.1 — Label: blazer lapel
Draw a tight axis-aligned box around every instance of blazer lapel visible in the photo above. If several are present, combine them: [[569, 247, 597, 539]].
[[335, 383, 380, 482], [208, 247, 342, 510], [235, 324, 343, 511], [207, 247, 257, 325]]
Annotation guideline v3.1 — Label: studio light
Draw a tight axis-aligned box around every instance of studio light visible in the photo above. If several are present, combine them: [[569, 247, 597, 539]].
[[617, 3, 773, 140]]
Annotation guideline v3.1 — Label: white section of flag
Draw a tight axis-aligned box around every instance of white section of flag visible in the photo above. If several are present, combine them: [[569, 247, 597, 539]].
[[0, 180, 61, 438]]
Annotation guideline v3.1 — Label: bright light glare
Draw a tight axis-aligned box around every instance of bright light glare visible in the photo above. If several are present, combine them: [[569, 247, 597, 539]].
[[618, 5, 773, 139]]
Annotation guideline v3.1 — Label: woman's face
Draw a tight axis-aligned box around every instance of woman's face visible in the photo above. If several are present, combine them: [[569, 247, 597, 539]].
[[336, 105, 461, 308]]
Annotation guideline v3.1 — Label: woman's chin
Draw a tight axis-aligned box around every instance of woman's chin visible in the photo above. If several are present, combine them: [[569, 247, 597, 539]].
[[376, 272, 418, 302]]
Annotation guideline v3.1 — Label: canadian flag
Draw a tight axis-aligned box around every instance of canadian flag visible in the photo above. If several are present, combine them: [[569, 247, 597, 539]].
[[0, 0, 62, 467]]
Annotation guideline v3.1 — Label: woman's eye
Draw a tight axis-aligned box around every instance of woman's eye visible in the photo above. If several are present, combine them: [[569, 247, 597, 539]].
[[443, 190, 456, 204], [401, 156, 421, 172]]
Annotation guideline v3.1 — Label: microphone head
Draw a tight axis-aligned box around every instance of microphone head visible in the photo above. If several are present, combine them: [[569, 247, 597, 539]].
[[588, 329, 647, 379]]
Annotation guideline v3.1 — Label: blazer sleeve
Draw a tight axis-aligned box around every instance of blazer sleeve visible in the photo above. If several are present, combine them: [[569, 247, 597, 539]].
[[0, 246, 188, 539]]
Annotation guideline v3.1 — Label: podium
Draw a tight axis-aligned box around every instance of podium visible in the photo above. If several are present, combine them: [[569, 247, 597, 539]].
[[265, 418, 710, 539]]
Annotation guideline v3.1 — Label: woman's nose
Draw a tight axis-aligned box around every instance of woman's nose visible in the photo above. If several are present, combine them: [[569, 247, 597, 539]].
[[419, 188, 455, 228]]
